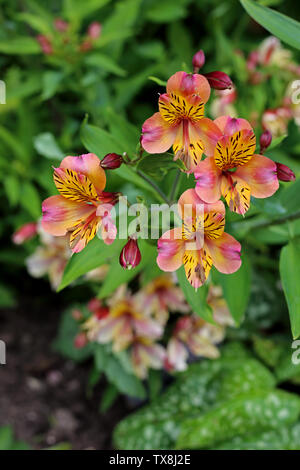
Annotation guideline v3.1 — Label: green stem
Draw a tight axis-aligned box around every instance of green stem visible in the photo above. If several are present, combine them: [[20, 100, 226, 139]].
[[137, 170, 170, 204], [250, 210, 300, 231], [169, 169, 181, 203]]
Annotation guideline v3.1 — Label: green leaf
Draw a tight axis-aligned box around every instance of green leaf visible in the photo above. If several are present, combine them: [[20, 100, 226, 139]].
[[41, 71, 64, 100], [103, 108, 140, 155], [268, 134, 287, 150], [99, 384, 119, 413], [80, 118, 161, 197], [177, 266, 213, 323], [3, 175, 20, 207], [0, 284, 16, 308], [240, 0, 300, 50], [280, 239, 300, 338], [176, 390, 300, 449], [0, 37, 41, 54], [212, 253, 251, 325], [63, 0, 110, 21], [16, 12, 53, 35], [34, 132, 64, 160], [148, 76, 167, 87], [20, 182, 41, 219], [137, 153, 185, 180], [85, 53, 126, 77], [58, 238, 123, 291]]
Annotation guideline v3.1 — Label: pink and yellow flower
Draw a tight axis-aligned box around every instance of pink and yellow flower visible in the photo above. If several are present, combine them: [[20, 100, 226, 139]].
[[94, 286, 163, 352], [157, 188, 241, 288], [139, 274, 189, 325], [165, 315, 225, 372], [194, 116, 279, 215], [141, 71, 220, 172], [131, 336, 166, 379], [42, 153, 119, 253]]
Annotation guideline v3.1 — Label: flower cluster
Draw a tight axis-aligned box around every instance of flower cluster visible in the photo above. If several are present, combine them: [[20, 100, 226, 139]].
[[74, 275, 231, 378]]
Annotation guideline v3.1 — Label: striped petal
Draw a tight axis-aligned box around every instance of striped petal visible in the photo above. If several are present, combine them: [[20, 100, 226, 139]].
[[69, 213, 100, 253], [141, 112, 178, 154], [182, 248, 213, 288], [53, 167, 98, 203], [193, 118, 223, 157], [234, 154, 279, 198], [221, 174, 251, 215], [157, 228, 184, 272], [205, 233, 241, 275], [214, 129, 256, 170], [214, 116, 253, 135], [42, 195, 95, 237], [167, 71, 211, 103], [60, 153, 106, 193], [194, 156, 222, 203]]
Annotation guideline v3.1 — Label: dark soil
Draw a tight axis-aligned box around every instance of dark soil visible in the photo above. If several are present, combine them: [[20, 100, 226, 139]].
[[0, 278, 131, 450]]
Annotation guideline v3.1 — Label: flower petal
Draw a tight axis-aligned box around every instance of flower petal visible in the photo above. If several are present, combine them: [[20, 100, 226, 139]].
[[141, 112, 178, 154], [234, 154, 279, 198], [221, 174, 251, 215], [183, 248, 213, 288], [159, 92, 204, 125], [53, 167, 98, 202], [173, 121, 204, 172], [69, 214, 100, 253], [214, 129, 256, 170], [214, 115, 253, 135], [167, 71, 211, 103], [195, 157, 222, 203], [205, 232, 241, 274], [157, 227, 184, 272], [42, 195, 95, 237], [60, 153, 106, 193], [192, 118, 223, 157]]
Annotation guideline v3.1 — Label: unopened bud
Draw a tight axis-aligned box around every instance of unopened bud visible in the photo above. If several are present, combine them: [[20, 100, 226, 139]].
[[192, 50, 205, 73], [119, 238, 141, 270], [276, 162, 296, 182], [37, 35, 53, 55], [54, 18, 69, 32], [12, 222, 37, 245], [87, 22, 102, 40], [203, 71, 233, 90], [74, 332, 87, 349], [100, 153, 123, 170], [260, 129, 272, 153]]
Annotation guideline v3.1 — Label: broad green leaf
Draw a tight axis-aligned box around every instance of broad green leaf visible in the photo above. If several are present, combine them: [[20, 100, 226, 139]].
[[280, 239, 300, 338], [85, 53, 126, 77], [3, 175, 20, 207], [63, 0, 110, 21], [176, 390, 300, 449], [177, 266, 213, 323], [16, 13, 53, 35], [80, 119, 162, 198], [268, 134, 287, 150], [240, 0, 300, 50], [104, 108, 140, 154], [275, 349, 300, 383], [20, 182, 42, 219], [42, 71, 64, 100], [99, 384, 119, 413], [34, 132, 64, 160], [212, 253, 251, 325], [58, 238, 123, 291], [0, 37, 41, 54], [137, 153, 185, 181], [0, 284, 16, 308]]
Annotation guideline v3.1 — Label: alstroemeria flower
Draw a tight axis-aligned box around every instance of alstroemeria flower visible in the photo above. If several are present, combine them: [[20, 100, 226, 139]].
[[207, 285, 234, 327], [165, 315, 224, 372], [139, 274, 189, 325], [194, 116, 279, 215], [95, 286, 163, 352], [141, 71, 221, 172], [42, 153, 119, 253], [26, 227, 71, 290], [131, 337, 166, 379], [157, 189, 241, 288]]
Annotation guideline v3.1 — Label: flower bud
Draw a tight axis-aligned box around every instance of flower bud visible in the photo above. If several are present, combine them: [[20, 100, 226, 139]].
[[192, 50, 205, 72], [74, 332, 88, 349], [276, 162, 296, 182], [37, 35, 53, 55], [259, 129, 272, 153], [100, 153, 123, 170], [79, 40, 92, 52], [119, 238, 141, 270], [203, 71, 233, 90], [12, 222, 37, 245], [54, 18, 69, 32], [87, 22, 102, 40]]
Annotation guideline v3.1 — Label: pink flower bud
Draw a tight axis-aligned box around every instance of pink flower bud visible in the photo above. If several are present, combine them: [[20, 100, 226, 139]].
[[54, 18, 69, 32], [276, 162, 296, 182], [79, 39, 92, 52], [119, 238, 141, 270], [192, 50, 205, 72], [71, 309, 83, 321], [74, 332, 88, 349], [37, 35, 53, 55], [260, 129, 272, 153], [100, 153, 123, 170], [12, 222, 37, 245], [203, 71, 233, 90], [87, 22, 102, 40]]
